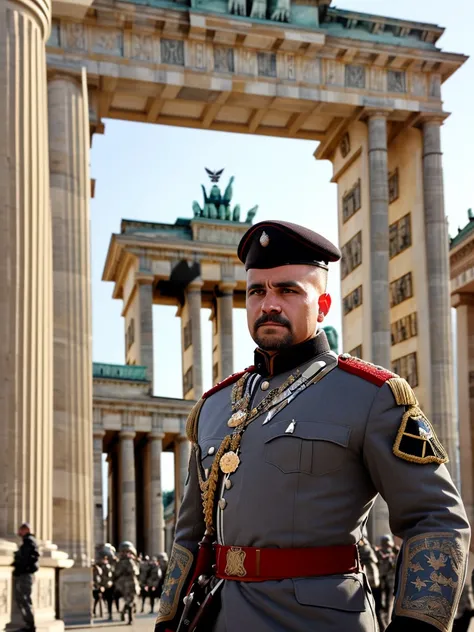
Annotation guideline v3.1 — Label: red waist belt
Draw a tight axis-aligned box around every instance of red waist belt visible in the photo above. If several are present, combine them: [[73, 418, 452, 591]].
[[215, 544, 359, 582]]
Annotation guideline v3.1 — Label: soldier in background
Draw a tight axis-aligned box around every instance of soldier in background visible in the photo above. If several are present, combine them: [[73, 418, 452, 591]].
[[113, 541, 140, 625], [377, 534, 398, 627], [99, 554, 116, 621], [147, 557, 163, 614], [139, 555, 151, 613], [92, 560, 104, 618], [156, 553, 168, 599], [12, 523, 39, 632]]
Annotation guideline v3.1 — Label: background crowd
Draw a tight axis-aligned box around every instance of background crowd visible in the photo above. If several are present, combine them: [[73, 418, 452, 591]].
[[91, 542, 168, 625]]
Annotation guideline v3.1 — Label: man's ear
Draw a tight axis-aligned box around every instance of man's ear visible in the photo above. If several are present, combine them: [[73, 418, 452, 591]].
[[318, 293, 332, 316]]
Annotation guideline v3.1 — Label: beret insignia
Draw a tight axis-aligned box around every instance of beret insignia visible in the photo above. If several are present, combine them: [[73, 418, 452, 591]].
[[259, 231, 270, 247], [393, 405, 448, 465]]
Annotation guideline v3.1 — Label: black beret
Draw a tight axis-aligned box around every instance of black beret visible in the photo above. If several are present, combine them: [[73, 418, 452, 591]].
[[238, 220, 341, 271]]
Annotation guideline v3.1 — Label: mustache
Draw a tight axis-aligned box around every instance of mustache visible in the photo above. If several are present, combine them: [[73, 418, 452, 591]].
[[254, 314, 292, 330]]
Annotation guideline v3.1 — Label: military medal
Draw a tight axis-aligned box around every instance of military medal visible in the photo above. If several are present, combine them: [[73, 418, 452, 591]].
[[227, 410, 247, 428], [219, 451, 240, 474]]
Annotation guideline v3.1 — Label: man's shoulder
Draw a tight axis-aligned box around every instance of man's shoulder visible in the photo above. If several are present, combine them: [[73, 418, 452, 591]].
[[202, 366, 255, 400], [337, 354, 398, 387]]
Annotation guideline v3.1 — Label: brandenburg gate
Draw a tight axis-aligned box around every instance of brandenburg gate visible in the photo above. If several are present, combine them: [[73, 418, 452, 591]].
[[0, 0, 466, 627]]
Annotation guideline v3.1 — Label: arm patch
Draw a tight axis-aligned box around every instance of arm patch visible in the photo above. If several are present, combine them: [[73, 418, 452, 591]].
[[395, 532, 465, 632], [393, 406, 448, 465], [155, 543, 193, 625]]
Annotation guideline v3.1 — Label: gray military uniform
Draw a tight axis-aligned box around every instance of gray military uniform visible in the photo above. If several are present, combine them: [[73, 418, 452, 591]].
[[157, 335, 470, 632]]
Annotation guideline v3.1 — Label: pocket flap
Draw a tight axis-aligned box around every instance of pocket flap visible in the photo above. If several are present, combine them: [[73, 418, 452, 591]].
[[294, 576, 366, 612], [264, 421, 351, 447]]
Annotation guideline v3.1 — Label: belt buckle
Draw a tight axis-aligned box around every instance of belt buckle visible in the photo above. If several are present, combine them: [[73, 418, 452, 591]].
[[225, 547, 247, 578]]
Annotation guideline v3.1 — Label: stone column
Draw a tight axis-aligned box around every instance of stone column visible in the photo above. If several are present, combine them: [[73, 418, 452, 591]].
[[452, 294, 474, 524], [0, 0, 53, 545], [367, 112, 391, 544], [48, 70, 93, 625], [186, 280, 203, 398], [217, 282, 236, 379], [120, 431, 137, 544], [138, 281, 154, 386], [368, 111, 390, 368], [149, 431, 165, 555], [423, 118, 457, 481], [93, 431, 105, 552]]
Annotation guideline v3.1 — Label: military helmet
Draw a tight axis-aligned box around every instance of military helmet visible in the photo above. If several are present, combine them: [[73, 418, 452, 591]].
[[98, 542, 116, 559], [381, 534, 394, 546], [118, 541, 137, 557]]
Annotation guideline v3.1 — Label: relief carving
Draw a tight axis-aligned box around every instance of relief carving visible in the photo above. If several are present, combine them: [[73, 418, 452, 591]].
[[257, 52, 277, 78], [161, 39, 185, 66], [47, 20, 60, 48], [131, 34, 153, 61], [286, 54, 296, 80], [345, 64, 365, 89], [214, 47, 234, 73], [388, 70, 406, 93], [0, 580, 8, 615], [64, 23, 85, 51], [411, 72, 427, 97], [237, 50, 257, 76], [302, 58, 320, 84], [195, 43, 206, 69], [92, 30, 123, 56], [324, 60, 343, 86]]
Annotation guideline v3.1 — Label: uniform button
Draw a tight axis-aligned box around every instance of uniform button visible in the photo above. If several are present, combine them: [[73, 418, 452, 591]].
[[218, 498, 227, 510], [225, 479, 232, 490], [261, 380, 270, 391], [208, 446, 215, 455]]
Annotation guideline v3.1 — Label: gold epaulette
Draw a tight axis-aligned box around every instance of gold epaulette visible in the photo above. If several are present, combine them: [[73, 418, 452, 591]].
[[185, 398, 205, 444], [387, 377, 418, 406]]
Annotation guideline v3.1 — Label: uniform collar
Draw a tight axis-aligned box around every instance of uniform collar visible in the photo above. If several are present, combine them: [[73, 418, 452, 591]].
[[253, 330, 330, 377]]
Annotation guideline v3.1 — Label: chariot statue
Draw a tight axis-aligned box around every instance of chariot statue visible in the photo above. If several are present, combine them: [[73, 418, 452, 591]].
[[192, 168, 258, 224]]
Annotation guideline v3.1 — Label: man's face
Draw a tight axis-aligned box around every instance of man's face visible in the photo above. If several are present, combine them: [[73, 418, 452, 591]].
[[246, 264, 324, 351], [18, 526, 28, 537]]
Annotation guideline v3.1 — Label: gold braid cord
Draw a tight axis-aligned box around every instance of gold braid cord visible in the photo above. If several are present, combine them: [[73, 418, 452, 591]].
[[200, 435, 231, 533], [387, 377, 418, 407], [185, 398, 205, 443]]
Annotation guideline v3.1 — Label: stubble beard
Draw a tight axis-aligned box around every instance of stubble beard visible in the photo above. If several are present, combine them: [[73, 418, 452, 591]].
[[254, 328, 294, 351]]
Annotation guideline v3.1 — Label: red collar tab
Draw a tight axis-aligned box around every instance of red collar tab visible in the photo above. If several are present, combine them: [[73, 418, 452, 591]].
[[338, 354, 396, 387], [202, 367, 255, 400]]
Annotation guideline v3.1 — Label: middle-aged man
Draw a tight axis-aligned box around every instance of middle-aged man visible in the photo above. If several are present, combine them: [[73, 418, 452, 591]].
[[13, 523, 39, 632], [156, 220, 470, 632]]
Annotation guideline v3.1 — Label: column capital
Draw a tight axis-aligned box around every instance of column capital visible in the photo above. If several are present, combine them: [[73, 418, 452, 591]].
[[136, 274, 154, 286], [47, 72, 81, 87], [418, 113, 449, 127], [364, 107, 392, 120], [219, 280, 237, 294], [93, 428, 105, 440], [149, 430, 165, 441], [120, 430, 136, 440], [187, 278, 204, 292]]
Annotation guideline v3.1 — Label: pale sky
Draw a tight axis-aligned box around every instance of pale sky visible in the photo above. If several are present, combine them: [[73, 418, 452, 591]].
[[92, 0, 474, 492]]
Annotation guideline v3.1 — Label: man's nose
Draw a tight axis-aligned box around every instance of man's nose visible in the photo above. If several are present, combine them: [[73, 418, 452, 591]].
[[261, 292, 282, 313]]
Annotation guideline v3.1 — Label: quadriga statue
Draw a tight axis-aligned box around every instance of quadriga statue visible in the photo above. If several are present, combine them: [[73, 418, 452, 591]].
[[229, 0, 290, 22]]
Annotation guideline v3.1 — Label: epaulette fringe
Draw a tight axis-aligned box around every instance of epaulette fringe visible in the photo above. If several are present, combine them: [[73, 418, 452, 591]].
[[387, 377, 418, 407], [185, 398, 205, 444]]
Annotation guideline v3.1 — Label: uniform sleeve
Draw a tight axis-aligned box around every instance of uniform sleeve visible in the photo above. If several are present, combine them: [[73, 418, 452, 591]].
[[362, 383, 471, 632], [155, 443, 206, 632]]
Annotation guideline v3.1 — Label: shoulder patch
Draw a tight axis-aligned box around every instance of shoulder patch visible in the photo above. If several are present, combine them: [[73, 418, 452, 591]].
[[338, 354, 396, 387], [202, 366, 255, 400], [393, 405, 448, 465]]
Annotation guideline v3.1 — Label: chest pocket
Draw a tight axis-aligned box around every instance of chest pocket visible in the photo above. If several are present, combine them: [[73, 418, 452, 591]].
[[264, 421, 351, 476]]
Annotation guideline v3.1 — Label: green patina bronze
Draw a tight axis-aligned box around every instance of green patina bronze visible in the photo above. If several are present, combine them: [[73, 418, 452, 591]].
[[192, 168, 258, 224], [323, 326, 338, 353], [450, 208, 474, 249], [100, 0, 444, 49], [93, 362, 148, 381]]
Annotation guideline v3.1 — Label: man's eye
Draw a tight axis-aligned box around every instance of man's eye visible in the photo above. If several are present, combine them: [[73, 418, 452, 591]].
[[282, 288, 295, 293], [249, 289, 264, 296]]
